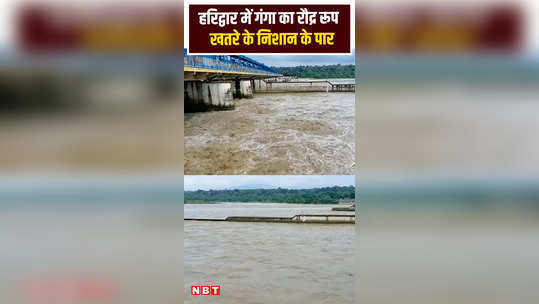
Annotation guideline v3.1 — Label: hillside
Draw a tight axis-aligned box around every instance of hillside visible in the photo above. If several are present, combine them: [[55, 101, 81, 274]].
[[185, 186, 355, 204], [273, 64, 355, 79]]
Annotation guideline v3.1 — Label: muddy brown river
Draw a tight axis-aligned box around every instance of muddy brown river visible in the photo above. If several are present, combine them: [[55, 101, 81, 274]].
[[184, 203, 355, 304], [184, 90, 355, 174]]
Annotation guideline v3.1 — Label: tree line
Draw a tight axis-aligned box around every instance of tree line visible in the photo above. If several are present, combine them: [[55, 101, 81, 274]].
[[185, 186, 355, 204], [273, 64, 355, 79]]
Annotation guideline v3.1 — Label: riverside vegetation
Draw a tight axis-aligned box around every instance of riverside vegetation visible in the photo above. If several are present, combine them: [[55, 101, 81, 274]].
[[274, 64, 355, 79], [185, 186, 355, 204]]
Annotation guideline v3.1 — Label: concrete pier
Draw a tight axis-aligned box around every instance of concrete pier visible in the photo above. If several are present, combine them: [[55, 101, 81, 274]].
[[183, 53, 280, 112], [232, 80, 254, 99], [184, 79, 255, 112], [184, 81, 234, 112]]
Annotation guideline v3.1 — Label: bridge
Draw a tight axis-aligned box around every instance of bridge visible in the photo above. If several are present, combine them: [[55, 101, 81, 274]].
[[184, 50, 281, 111], [184, 51, 280, 80]]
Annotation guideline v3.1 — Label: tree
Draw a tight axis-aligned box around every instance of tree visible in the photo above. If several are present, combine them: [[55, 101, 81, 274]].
[[184, 186, 355, 204]]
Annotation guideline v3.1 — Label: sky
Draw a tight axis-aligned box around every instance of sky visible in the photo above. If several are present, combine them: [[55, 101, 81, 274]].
[[249, 54, 355, 67], [184, 175, 354, 191]]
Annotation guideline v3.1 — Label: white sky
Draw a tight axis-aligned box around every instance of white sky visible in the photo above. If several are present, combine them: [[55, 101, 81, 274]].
[[184, 175, 354, 191]]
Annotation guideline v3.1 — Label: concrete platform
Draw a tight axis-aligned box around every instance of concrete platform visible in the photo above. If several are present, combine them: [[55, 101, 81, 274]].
[[185, 214, 355, 224]]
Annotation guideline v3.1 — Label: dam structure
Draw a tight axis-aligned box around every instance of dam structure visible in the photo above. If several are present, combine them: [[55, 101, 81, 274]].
[[185, 214, 355, 224], [259, 78, 355, 92], [184, 50, 280, 111]]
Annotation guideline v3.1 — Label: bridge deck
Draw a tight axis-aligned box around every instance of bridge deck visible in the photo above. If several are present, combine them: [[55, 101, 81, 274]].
[[184, 66, 276, 77], [184, 50, 280, 79]]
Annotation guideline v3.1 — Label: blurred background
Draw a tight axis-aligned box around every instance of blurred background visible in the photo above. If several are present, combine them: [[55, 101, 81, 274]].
[[0, 1, 183, 303], [358, 0, 539, 303]]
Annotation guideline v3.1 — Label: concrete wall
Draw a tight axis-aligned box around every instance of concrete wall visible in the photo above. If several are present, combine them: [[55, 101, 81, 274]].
[[224, 215, 355, 224], [294, 215, 355, 223], [258, 81, 331, 92]]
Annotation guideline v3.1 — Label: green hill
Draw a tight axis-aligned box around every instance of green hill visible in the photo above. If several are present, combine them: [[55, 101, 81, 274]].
[[185, 186, 355, 204], [274, 64, 355, 79]]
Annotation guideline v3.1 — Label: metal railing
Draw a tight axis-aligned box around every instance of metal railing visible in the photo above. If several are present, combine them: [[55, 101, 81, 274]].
[[184, 50, 279, 75]]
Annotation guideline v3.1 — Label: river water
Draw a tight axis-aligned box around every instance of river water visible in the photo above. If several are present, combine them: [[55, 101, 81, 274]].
[[184, 86, 355, 175], [184, 203, 355, 304]]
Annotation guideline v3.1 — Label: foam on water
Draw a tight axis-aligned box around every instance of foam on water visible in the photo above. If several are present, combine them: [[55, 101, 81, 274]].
[[184, 90, 355, 174]]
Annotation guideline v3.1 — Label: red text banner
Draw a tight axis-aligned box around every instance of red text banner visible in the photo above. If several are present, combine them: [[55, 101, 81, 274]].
[[17, 5, 183, 52], [356, 5, 522, 53]]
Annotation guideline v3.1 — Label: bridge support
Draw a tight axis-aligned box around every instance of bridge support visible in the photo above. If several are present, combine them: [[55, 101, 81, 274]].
[[232, 80, 253, 99], [184, 81, 234, 111]]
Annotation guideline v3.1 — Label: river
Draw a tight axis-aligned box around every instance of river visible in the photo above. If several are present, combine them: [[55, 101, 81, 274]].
[[184, 203, 355, 304], [184, 85, 355, 175]]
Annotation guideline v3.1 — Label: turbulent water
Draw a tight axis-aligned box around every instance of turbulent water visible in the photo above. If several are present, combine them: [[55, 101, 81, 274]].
[[184, 203, 355, 304], [185, 202, 356, 219], [184, 90, 355, 175]]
